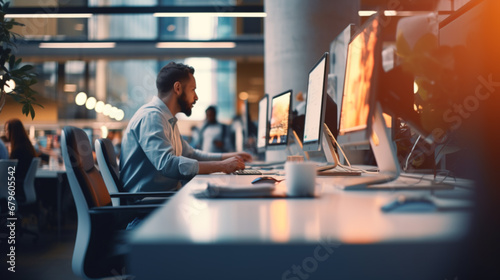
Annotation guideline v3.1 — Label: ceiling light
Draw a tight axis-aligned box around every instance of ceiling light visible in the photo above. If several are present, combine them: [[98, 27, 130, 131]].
[[85, 97, 97, 110], [103, 104, 112, 116], [5, 13, 93, 19], [358, 10, 377, 17], [75, 92, 87, 106], [358, 10, 430, 17], [109, 107, 119, 119], [95, 101, 105, 113], [115, 109, 125, 121], [153, 12, 266, 18], [155, 42, 236, 48], [39, 42, 116, 48]]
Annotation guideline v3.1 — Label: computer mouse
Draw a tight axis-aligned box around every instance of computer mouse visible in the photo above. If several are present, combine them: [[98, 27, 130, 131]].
[[251, 176, 282, 184], [381, 195, 437, 213]]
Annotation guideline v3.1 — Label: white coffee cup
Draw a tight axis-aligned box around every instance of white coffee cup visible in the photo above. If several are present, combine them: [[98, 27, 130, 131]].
[[285, 161, 317, 197]]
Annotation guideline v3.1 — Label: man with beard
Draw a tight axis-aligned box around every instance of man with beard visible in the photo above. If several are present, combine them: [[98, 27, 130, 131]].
[[120, 62, 251, 192]]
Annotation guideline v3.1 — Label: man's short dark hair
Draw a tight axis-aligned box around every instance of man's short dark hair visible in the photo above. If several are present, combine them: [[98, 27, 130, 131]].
[[205, 105, 217, 115], [156, 62, 195, 94]]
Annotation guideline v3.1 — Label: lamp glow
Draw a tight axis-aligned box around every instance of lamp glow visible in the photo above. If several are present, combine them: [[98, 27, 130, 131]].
[[75, 92, 87, 106], [115, 109, 125, 121], [109, 107, 119, 119], [238, 91, 249, 100], [3, 79, 16, 93], [103, 104, 112, 116], [85, 97, 97, 110], [95, 101, 105, 113], [101, 126, 108, 139]]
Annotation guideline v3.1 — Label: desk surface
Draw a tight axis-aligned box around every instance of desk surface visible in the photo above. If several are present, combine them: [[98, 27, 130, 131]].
[[131, 175, 471, 245], [128, 174, 473, 279], [36, 165, 66, 178]]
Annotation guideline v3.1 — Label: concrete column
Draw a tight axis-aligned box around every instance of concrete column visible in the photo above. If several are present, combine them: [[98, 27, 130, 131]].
[[264, 0, 360, 98], [264, 0, 360, 160]]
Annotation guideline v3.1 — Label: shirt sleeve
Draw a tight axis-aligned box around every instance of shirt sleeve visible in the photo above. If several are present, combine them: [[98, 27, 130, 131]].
[[135, 111, 199, 178], [181, 137, 222, 161]]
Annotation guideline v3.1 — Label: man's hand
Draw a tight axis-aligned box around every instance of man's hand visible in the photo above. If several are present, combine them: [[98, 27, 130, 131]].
[[222, 152, 253, 162], [198, 156, 246, 174], [217, 156, 245, 174]]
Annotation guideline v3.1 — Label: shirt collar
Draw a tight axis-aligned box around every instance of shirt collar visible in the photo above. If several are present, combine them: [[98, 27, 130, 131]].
[[152, 95, 178, 126]]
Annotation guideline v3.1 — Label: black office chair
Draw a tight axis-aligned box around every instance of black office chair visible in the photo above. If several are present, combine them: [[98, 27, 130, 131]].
[[95, 138, 176, 206], [61, 126, 157, 279]]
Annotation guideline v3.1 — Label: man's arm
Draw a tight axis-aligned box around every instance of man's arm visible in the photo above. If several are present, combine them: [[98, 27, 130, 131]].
[[221, 152, 253, 162], [198, 156, 245, 174]]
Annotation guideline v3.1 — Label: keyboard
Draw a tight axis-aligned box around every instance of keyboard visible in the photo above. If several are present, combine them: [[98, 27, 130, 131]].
[[233, 169, 263, 175]]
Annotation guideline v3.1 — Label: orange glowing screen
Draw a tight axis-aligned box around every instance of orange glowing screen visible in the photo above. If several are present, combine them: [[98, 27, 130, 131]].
[[268, 91, 291, 145], [339, 17, 379, 135]]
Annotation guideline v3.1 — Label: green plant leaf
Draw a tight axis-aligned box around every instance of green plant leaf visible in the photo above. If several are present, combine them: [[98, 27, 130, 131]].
[[29, 105, 35, 119], [8, 54, 15, 69], [19, 64, 34, 72]]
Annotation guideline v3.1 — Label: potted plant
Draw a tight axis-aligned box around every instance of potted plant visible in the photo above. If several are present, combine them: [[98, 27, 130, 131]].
[[0, 0, 41, 119]]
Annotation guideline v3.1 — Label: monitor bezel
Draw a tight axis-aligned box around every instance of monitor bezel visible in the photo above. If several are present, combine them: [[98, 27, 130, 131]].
[[267, 89, 293, 151], [302, 52, 329, 152], [256, 94, 269, 154]]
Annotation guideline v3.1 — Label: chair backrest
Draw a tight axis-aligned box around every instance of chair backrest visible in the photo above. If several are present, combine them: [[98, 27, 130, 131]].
[[23, 157, 41, 205], [62, 126, 112, 209], [61, 126, 112, 279], [95, 138, 122, 206]]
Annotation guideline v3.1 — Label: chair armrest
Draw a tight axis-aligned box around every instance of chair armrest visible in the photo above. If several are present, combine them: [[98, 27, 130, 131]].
[[89, 204, 158, 214], [109, 191, 175, 198]]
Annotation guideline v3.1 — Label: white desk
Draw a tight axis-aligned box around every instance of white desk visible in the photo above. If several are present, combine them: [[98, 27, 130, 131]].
[[128, 174, 472, 279]]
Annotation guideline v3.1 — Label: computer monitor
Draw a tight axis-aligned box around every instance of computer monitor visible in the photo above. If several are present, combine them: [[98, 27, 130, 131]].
[[336, 13, 402, 189], [338, 14, 380, 147], [302, 52, 329, 152], [330, 24, 356, 130], [257, 94, 269, 154], [267, 90, 292, 151]]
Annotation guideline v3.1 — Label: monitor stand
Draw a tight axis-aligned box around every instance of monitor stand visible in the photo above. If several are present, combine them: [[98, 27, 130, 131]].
[[321, 123, 340, 167], [336, 102, 401, 190], [338, 102, 454, 190], [288, 125, 340, 168]]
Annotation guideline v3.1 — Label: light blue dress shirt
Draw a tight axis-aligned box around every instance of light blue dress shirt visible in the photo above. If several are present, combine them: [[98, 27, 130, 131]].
[[120, 96, 222, 192]]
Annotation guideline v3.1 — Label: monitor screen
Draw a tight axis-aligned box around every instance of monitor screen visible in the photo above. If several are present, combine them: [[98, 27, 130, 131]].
[[339, 14, 380, 142], [257, 95, 269, 153], [330, 24, 355, 130], [302, 52, 329, 151], [268, 90, 292, 150]]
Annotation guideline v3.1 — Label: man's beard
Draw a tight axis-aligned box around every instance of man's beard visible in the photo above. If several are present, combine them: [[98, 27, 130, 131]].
[[178, 89, 192, 116]]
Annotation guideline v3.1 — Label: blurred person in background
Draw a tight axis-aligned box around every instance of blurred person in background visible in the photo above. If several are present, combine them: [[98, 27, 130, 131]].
[[4, 118, 37, 202]]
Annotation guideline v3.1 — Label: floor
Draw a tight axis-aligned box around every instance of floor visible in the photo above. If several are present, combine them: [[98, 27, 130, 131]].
[[1, 177, 79, 280], [1, 219, 79, 280]]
